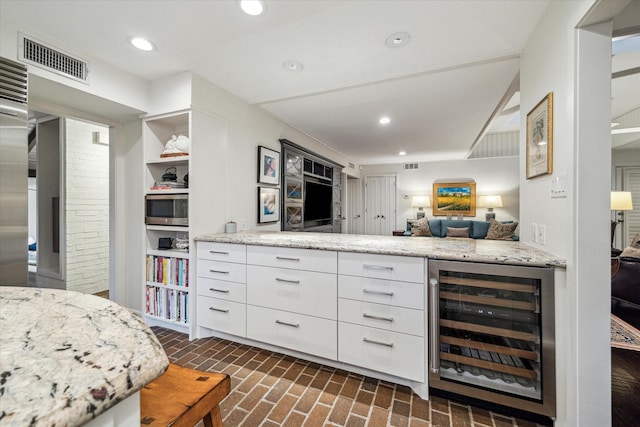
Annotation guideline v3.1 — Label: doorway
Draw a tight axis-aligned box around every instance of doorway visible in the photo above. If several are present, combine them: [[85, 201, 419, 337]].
[[28, 110, 110, 295], [364, 175, 397, 236], [615, 166, 640, 247]]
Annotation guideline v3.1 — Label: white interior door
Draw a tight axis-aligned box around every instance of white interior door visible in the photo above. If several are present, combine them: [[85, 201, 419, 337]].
[[364, 175, 396, 236], [347, 178, 363, 234]]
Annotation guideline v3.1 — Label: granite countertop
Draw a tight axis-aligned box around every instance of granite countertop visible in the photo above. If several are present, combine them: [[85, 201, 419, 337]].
[[0, 287, 169, 427], [195, 231, 566, 268]]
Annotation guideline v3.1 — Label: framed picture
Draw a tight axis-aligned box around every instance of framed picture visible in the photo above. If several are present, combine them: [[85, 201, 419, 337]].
[[432, 182, 476, 216], [258, 186, 279, 223], [526, 92, 553, 179], [258, 146, 280, 185]]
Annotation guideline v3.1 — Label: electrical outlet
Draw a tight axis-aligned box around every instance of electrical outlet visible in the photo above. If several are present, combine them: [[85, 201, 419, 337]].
[[240, 218, 247, 231], [538, 224, 546, 245], [532, 223, 538, 243]]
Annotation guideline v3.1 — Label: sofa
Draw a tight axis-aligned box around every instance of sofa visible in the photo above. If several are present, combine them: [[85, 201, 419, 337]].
[[611, 232, 640, 308], [406, 218, 519, 241]]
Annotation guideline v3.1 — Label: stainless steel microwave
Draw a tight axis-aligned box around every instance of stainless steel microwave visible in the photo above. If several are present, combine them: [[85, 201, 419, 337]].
[[145, 194, 188, 226]]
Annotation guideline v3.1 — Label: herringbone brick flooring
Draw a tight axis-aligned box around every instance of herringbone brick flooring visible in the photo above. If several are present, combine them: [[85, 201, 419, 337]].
[[152, 327, 546, 427]]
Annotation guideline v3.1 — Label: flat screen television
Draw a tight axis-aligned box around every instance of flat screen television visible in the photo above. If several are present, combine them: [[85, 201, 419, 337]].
[[304, 179, 332, 227]]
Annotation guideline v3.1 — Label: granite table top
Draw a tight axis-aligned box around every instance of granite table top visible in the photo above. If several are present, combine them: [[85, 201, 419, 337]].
[[0, 287, 169, 427], [195, 231, 566, 268]]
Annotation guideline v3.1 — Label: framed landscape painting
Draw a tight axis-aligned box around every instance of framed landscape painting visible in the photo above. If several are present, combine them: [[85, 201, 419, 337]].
[[526, 92, 553, 179], [433, 182, 476, 216]]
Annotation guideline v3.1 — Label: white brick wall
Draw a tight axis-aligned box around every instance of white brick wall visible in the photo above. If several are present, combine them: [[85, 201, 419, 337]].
[[65, 119, 109, 295]]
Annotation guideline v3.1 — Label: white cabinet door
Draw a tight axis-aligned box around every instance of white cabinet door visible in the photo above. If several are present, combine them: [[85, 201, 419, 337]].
[[197, 259, 246, 283], [247, 245, 337, 274], [338, 252, 424, 283], [197, 296, 246, 337], [197, 242, 246, 263], [364, 175, 396, 236], [338, 298, 424, 336], [197, 277, 246, 303]]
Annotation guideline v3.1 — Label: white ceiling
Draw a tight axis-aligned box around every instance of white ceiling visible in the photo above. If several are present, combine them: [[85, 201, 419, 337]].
[[2, 0, 638, 163]]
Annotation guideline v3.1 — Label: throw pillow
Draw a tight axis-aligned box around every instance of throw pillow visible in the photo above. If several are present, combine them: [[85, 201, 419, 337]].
[[412, 218, 432, 237], [446, 227, 469, 238], [620, 232, 640, 259], [485, 219, 518, 240]]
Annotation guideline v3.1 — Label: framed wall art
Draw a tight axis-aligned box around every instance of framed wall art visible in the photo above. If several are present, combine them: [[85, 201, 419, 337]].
[[432, 182, 476, 216], [258, 146, 280, 185], [526, 92, 553, 179], [258, 186, 280, 223]]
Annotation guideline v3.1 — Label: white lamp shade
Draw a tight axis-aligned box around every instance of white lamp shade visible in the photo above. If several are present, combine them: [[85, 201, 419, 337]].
[[611, 191, 633, 210], [478, 195, 503, 208], [412, 196, 430, 208]]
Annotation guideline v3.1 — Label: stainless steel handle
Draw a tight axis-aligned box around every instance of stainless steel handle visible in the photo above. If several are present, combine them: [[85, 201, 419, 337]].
[[209, 288, 230, 294], [209, 250, 229, 255], [276, 277, 300, 284], [363, 313, 394, 322], [363, 337, 394, 348], [429, 277, 440, 374], [363, 264, 394, 271], [276, 256, 300, 262], [275, 320, 300, 328], [363, 288, 394, 297], [209, 307, 229, 313], [209, 269, 230, 274]]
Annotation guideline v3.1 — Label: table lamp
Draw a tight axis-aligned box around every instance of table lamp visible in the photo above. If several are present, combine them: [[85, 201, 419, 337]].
[[478, 195, 503, 221], [412, 196, 430, 219], [611, 191, 633, 248]]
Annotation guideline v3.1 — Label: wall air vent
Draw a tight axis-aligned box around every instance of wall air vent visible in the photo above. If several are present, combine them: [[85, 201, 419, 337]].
[[348, 162, 355, 169], [0, 57, 28, 103], [18, 33, 89, 84], [404, 163, 419, 170]]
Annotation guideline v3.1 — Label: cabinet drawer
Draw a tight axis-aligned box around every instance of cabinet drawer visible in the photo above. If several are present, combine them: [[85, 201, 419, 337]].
[[338, 252, 424, 283], [197, 277, 246, 303], [198, 242, 246, 263], [247, 305, 337, 360], [339, 275, 424, 310], [197, 297, 246, 337], [197, 259, 246, 283], [338, 322, 425, 382], [247, 265, 337, 320], [338, 298, 424, 337], [247, 245, 337, 274]]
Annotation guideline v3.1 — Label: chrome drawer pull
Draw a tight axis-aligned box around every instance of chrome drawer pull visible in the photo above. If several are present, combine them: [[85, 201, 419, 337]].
[[363, 288, 394, 297], [363, 264, 394, 271], [363, 313, 394, 322], [275, 320, 300, 328], [209, 250, 229, 255], [209, 269, 230, 274], [276, 256, 301, 262], [363, 337, 394, 348], [209, 307, 229, 313], [209, 288, 230, 293], [276, 277, 300, 284]]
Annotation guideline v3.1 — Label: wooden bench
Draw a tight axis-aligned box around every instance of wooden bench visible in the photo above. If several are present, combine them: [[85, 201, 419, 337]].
[[141, 363, 231, 427]]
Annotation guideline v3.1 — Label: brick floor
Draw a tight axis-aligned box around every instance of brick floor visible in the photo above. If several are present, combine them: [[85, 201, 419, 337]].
[[152, 327, 548, 426]]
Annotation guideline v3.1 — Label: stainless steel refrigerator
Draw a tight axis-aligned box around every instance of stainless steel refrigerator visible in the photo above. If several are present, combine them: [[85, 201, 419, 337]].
[[0, 57, 28, 286]]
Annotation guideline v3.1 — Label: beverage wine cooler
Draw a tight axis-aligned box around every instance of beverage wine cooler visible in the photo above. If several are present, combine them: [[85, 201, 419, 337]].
[[428, 260, 555, 418]]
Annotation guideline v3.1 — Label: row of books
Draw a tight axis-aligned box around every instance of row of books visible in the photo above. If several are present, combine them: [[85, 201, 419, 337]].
[[145, 286, 188, 323], [146, 255, 189, 287]]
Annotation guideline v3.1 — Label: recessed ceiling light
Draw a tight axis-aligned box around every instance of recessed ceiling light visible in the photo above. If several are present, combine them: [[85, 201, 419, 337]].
[[399, 151, 406, 156], [611, 122, 620, 128], [128, 36, 155, 51], [239, 0, 266, 16], [283, 60, 303, 72], [379, 117, 391, 125], [386, 32, 411, 48]]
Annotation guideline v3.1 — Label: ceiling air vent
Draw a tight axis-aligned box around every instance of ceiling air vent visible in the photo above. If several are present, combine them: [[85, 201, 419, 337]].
[[404, 163, 419, 171], [18, 33, 89, 84], [0, 57, 28, 104]]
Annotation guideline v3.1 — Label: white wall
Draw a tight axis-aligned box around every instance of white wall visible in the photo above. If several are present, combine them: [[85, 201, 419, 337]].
[[360, 157, 519, 230], [65, 119, 109, 295], [520, 1, 613, 426]]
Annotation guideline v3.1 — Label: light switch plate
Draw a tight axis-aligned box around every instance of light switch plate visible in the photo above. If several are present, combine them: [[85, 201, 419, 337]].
[[538, 224, 546, 245], [532, 223, 538, 243]]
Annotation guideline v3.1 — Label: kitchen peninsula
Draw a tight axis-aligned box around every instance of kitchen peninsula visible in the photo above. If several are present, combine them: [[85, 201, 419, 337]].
[[0, 287, 168, 426], [193, 231, 564, 415]]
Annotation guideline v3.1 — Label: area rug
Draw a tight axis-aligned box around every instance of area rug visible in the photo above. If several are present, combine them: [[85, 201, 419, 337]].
[[611, 314, 640, 351]]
